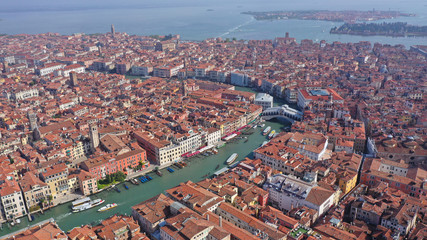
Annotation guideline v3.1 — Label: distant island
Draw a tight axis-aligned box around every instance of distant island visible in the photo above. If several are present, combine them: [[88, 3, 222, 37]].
[[330, 22, 427, 37], [242, 10, 415, 22]]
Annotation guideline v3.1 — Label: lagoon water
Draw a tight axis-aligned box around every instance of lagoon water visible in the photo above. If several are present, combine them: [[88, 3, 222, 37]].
[[1, 0, 426, 47]]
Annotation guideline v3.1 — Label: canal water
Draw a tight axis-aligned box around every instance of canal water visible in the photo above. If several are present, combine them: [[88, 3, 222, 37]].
[[0, 115, 290, 236]]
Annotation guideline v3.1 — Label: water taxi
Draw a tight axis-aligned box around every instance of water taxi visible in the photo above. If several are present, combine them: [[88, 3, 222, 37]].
[[98, 203, 118, 212], [130, 179, 139, 185], [268, 130, 276, 139], [155, 170, 163, 177]]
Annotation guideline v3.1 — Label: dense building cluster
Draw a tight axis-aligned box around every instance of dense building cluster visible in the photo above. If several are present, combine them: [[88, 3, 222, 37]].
[[0, 30, 425, 240]]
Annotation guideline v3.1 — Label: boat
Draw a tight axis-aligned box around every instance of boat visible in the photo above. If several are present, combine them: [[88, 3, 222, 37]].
[[253, 125, 257, 129], [261, 124, 265, 127], [72, 197, 91, 208], [268, 130, 276, 139], [114, 186, 121, 193], [155, 170, 163, 177], [98, 203, 118, 212], [174, 162, 183, 169], [225, 153, 238, 165], [212, 148, 218, 154], [215, 164, 220, 170], [72, 199, 105, 213], [167, 167, 175, 173], [130, 179, 139, 185], [203, 172, 210, 178], [146, 175, 152, 180], [223, 133, 238, 141], [262, 126, 271, 135], [124, 184, 129, 190]]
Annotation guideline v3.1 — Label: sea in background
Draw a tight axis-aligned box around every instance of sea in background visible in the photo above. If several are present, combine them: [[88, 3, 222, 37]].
[[0, 0, 426, 47]]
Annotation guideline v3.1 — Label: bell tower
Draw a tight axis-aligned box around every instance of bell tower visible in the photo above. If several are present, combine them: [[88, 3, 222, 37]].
[[89, 124, 99, 152]]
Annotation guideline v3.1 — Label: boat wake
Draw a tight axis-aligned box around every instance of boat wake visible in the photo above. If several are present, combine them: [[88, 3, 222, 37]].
[[217, 18, 254, 38], [55, 212, 72, 221]]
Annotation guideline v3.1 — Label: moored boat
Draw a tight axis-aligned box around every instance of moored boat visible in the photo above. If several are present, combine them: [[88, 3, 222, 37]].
[[262, 126, 271, 135], [130, 179, 139, 185], [72, 197, 91, 208], [268, 130, 276, 139], [225, 153, 238, 165], [261, 141, 269, 147], [140, 176, 148, 183]]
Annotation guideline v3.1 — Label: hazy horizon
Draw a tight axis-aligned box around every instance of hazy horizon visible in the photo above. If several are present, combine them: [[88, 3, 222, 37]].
[[0, 0, 426, 47], [1, 0, 425, 13]]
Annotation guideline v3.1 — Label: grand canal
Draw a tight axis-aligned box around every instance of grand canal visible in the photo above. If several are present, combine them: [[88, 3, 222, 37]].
[[0, 92, 291, 236]]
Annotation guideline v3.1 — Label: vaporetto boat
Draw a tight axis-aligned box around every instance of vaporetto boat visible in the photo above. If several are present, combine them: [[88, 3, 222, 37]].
[[72, 199, 105, 213], [225, 153, 238, 165]]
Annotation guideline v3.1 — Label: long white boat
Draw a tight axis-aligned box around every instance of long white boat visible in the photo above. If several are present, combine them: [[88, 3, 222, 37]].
[[223, 133, 238, 141], [98, 203, 118, 212], [225, 153, 238, 165], [72, 199, 105, 213], [262, 126, 271, 135], [72, 197, 91, 208]]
